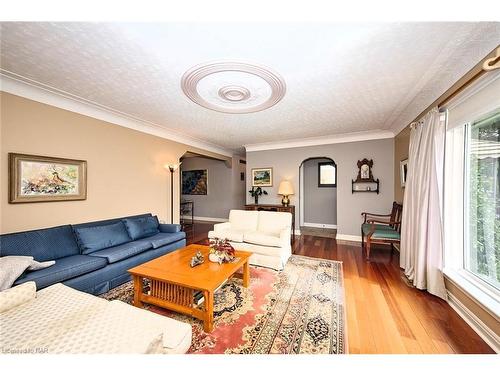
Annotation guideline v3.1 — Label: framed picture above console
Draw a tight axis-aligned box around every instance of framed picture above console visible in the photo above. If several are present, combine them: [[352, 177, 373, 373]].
[[251, 167, 273, 187]]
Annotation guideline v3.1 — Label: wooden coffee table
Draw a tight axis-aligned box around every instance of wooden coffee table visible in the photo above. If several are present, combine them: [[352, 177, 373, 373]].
[[128, 244, 252, 332]]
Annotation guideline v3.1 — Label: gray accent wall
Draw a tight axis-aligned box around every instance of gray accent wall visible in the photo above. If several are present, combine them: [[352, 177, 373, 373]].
[[181, 156, 245, 220], [246, 138, 394, 237], [303, 158, 337, 225]]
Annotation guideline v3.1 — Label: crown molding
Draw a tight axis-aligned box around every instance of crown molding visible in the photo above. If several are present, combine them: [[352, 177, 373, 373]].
[[0, 71, 233, 157], [244, 129, 394, 152]]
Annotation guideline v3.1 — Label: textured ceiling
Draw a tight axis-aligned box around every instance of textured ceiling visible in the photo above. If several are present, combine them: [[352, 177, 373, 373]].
[[1, 22, 499, 153]]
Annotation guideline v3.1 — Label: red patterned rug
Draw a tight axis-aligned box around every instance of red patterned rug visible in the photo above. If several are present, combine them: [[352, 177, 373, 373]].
[[101, 255, 346, 354]]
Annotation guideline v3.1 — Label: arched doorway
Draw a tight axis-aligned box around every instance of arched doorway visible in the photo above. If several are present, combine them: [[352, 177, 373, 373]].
[[299, 157, 337, 238]]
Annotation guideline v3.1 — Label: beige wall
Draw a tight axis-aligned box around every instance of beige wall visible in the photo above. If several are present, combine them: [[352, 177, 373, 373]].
[[0, 92, 229, 233], [394, 126, 410, 203]]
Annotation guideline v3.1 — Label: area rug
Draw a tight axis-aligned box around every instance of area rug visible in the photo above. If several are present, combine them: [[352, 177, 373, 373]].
[[100, 255, 346, 354]]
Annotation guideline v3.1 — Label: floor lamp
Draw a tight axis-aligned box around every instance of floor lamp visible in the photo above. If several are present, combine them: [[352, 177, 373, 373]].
[[165, 163, 181, 224]]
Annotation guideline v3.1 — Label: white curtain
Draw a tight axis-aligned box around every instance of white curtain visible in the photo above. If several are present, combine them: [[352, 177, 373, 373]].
[[400, 108, 447, 299]]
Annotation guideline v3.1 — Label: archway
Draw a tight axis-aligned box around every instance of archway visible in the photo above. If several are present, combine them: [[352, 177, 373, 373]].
[[298, 157, 338, 238]]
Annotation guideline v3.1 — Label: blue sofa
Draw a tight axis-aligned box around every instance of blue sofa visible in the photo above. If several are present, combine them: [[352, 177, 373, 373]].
[[0, 213, 186, 295]]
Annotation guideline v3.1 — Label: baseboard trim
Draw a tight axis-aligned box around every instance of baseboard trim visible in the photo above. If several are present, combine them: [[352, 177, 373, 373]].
[[182, 215, 227, 222], [447, 291, 499, 353], [336, 234, 362, 242], [302, 222, 337, 229]]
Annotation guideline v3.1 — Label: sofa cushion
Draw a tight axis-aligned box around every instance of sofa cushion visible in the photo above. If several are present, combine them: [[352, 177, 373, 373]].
[[257, 211, 292, 236], [88, 240, 153, 264], [208, 229, 244, 243], [145, 232, 186, 249], [14, 255, 108, 290], [229, 240, 286, 258], [122, 216, 160, 240], [73, 222, 131, 255], [229, 210, 259, 232], [0, 225, 80, 262], [244, 231, 282, 247]]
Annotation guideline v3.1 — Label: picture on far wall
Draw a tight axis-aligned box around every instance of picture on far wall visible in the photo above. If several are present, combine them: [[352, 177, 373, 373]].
[[251, 167, 273, 187], [9, 153, 87, 203], [182, 169, 208, 195], [400, 158, 408, 188]]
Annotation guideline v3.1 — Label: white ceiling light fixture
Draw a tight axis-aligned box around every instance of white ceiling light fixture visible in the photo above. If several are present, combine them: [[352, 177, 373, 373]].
[[181, 60, 286, 114]]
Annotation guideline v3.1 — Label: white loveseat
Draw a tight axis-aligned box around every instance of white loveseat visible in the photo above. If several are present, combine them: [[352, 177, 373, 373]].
[[208, 209, 292, 270]]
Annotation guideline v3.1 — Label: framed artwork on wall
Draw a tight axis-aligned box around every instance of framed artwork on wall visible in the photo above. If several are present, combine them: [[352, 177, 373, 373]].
[[400, 158, 408, 188], [9, 153, 87, 203], [182, 169, 208, 195], [251, 167, 273, 187]]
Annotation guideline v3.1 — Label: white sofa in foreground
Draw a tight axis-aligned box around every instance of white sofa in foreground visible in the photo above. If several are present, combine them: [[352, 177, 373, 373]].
[[208, 209, 292, 270], [0, 282, 192, 354]]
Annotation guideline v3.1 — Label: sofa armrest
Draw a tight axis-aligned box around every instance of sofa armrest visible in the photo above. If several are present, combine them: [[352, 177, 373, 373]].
[[213, 222, 231, 231], [279, 227, 292, 246], [159, 224, 181, 233]]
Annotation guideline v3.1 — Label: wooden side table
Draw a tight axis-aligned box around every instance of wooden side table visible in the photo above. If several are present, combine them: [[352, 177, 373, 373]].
[[244, 204, 295, 242]]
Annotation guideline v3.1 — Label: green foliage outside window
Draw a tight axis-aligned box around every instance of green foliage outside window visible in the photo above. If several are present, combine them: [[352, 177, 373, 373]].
[[467, 110, 500, 289]]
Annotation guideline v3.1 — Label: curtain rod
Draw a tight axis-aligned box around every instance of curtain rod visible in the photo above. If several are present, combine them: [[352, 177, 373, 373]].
[[405, 45, 500, 129]]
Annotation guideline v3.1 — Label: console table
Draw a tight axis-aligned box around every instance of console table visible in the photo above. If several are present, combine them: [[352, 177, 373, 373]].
[[244, 204, 295, 242]]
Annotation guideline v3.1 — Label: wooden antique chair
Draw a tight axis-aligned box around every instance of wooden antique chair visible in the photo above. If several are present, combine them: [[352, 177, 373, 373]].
[[361, 202, 403, 260]]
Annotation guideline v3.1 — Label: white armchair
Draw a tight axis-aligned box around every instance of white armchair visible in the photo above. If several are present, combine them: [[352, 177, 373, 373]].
[[208, 210, 292, 270]]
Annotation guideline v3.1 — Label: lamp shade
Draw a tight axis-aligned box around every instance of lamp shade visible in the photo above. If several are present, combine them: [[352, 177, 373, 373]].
[[278, 180, 294, 195]]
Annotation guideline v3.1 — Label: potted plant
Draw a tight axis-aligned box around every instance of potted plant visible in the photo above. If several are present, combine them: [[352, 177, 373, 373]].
[[248, 186, 268, 204]]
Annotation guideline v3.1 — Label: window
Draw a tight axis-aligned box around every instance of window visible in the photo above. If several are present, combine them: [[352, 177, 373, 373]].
[[465, 110, 500, 290], [318, 162, 336, 187]]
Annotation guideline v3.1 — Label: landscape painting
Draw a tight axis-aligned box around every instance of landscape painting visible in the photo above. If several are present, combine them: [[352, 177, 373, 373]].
[[182, 169, 208, 195], [9, 153, 87, 203], [251, 167, 273, 187]]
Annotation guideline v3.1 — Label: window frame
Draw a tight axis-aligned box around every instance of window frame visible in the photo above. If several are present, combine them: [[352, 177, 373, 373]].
[[317, 161, 337, 188], [443, 113, 500, 317], [462, 114, 500, 297]]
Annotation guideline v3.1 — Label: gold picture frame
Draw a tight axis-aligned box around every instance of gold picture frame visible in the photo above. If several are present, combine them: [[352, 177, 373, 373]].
[[9, 153, 87, 203], [251, 167, 273, 187]]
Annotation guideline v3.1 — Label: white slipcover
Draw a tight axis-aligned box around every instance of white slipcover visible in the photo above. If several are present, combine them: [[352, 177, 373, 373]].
[[0, 283, 192, 354], [209, 210, 292, 270]]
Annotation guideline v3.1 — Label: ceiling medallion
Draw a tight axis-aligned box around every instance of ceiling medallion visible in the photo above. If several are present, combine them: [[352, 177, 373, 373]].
[[181, 61, 286, 114]]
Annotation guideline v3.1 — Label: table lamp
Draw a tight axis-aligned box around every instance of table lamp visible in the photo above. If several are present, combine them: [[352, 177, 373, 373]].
[[278, 180, 294, 207]]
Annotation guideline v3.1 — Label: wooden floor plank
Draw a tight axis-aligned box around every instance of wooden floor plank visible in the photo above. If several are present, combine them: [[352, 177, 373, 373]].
[[187, 222, 495, 354]]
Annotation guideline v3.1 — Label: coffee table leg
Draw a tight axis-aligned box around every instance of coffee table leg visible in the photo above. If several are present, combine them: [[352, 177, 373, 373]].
[[243, 260, 250, 288], [203, 290, 214, 332], [133, 275, 143, 308]]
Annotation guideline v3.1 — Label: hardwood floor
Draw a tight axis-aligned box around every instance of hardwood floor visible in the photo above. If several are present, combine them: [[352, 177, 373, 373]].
[[184, 221, 494, 354]]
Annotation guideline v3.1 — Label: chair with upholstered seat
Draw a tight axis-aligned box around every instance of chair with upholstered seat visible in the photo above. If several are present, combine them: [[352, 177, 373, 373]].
[[361, 202, 403, 260]]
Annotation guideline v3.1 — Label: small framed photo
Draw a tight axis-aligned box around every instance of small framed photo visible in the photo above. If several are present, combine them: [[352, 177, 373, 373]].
[[400, 159, 408, 188], [9, 153, 87, 203], [251, 168, 273, 187]]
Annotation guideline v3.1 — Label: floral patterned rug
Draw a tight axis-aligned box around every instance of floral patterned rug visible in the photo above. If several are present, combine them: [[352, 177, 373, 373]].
[[100, 255, 346, 354]]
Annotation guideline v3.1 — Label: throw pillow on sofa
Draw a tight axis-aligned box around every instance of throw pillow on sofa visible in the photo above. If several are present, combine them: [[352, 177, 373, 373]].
[[73, 222, 131, 254], [0, 256, 55, 291], [122, 216, 159, 240]]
